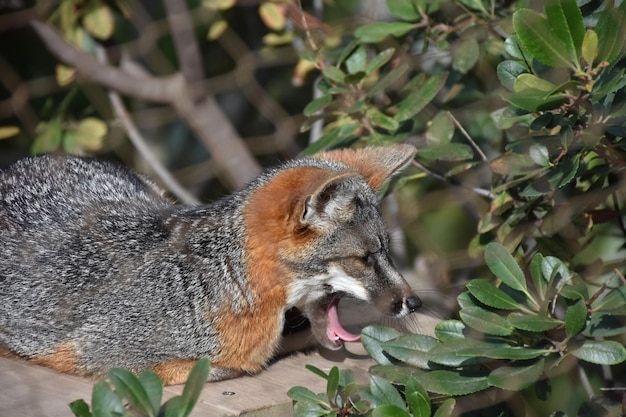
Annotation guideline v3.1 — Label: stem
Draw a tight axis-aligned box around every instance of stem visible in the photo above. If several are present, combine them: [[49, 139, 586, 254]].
[[448, 111, 489, 163], [95, 46, 200, 205], [411, 159, 495, 199]]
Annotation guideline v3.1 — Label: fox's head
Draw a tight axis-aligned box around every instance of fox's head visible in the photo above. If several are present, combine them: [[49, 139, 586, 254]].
[[243, 144, 421, 350]]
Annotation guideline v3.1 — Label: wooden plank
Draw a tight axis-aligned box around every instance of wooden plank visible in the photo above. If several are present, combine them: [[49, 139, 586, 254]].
[[0, 346, 374, 417]]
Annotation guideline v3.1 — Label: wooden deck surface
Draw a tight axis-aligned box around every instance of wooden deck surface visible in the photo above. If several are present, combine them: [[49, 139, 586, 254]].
[[0, 342, 373, 417]]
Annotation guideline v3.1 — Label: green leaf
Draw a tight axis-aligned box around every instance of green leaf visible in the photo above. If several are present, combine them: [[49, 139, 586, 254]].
[[417, 143, 473, 161], [370, 365, 425, 385], [485, 242, 527, 293], [583, 313, 626, 337], [303, 94, 332, 117], [427, 340, 490, 367], [433, 398, 456, 417], [396, 72, 448, 121], [91, 381, 125, 417], [466, 279, 521, 310], [326, 367, 339, 403], [381, 334, 438, 369], [367, 107, 399, 131], [488, 358, 545, 391], [372, 404, 411, 417], [434, 320, 466, 341], [582, 29, 598, 65], [457, 291, 477, 309], [541, 256, 571, 286], [108, 368, 156, 417], [592, 286, 626, 311], [571, 340, 626, 365], [513, 8, 577, 69], [544, 0, 584, 65], [288, 386, 327, 405], [497, 60, 527, 91], [504, 35, 527, 60], [322, 66, 346, 84], [514, 74, 558, 93], [521, 155, 580, 196], [453, 36, 480, 74], [420, 371, 490, 396], [460, 306, 513, 336], [508, 314, 562, 332], [565, 298, 588, 337], [369, 374, 406, 409], [165, 358, 209, 417], [490, 153, 537, 175], [362, 325, 404, 365], [504, 89, 566, 112], [300, 121, 360, 155], [404, 378, 430, 417], [385, 0, 420, 21], [530, 252, 548, 297], [69, 399, 92, 417], [479, 344, 551, 360], [427, 111, 454, 145], [594, 0, 626, 65], [365, 48, 395, 74], [345, 45, 367, 74], [529, 144, 551, 166], [138, 371, 163, 416], [292, 399, 331, 417], [459, 0, 488, 13], [355, 22, 415, 43], [367, 63, 409, 98]]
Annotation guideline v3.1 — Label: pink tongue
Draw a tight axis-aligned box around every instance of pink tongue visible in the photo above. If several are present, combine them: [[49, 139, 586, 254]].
[[326, 298, 361, 345]]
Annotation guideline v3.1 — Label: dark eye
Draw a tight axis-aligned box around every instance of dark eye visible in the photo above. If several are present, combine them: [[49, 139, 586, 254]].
[[361, 253, 376, 267]]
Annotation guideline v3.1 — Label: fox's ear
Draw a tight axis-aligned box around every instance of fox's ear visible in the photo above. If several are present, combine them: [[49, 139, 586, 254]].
[[315, 144, 416, 191], [301, 173, 359, 230]]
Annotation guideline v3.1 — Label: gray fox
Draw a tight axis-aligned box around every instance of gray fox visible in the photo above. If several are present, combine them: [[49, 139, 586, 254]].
[[0, 144, 421, 385]]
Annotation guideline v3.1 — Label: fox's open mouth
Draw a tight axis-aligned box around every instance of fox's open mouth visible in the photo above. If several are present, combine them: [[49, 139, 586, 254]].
[[324, 295, 361, 346], [326, 296, 361, 345]]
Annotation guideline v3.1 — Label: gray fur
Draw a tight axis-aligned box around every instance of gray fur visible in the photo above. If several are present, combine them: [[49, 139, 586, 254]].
[[0, 149, 420, 379]]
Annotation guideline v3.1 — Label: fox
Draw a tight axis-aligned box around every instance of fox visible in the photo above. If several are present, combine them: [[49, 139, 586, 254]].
[[0, 144, 422, 385]]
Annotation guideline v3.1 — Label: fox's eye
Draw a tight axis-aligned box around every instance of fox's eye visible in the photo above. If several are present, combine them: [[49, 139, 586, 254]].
[[361, 253, 376, 267]]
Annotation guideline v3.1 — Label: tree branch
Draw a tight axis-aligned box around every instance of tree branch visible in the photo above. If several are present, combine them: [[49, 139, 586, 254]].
[[30, 19, 262, 189], [95, 45, 200, 205], [163, 0, 205, 85], [30, 20, 183, 103]]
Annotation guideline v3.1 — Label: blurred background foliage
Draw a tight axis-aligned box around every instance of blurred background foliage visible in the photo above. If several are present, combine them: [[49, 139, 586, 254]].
[[1, 0, 625, 415]]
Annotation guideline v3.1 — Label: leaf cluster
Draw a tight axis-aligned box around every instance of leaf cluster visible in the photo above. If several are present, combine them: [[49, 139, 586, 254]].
[[483, 0, 626, 256], [290, 244, 626, 416], [70, 358, 209, 417]]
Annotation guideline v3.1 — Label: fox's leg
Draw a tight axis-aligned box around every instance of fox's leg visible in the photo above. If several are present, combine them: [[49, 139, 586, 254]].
[[152, 360, 243, 385]]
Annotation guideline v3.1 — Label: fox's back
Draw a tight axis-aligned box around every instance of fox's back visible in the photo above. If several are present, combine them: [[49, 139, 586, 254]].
[[0, 155, 229, 367]]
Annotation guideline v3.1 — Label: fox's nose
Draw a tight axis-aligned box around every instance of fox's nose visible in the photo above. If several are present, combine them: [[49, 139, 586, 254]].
[[406, 295, 422, 312]]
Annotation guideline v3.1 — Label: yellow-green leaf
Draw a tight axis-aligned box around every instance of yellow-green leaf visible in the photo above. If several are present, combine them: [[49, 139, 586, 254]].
[[259, 2, 285, 31], [262, 32, 294, 46], [207, 19, 228, 40], [56, 64, 76, 86], [582, 29, 598, 66], [76, 117, 108, 151], [202, 0, 236, 10], [0, 126, 19, 140], [83, 2, 114, 40], [513, 73, 557, 93]]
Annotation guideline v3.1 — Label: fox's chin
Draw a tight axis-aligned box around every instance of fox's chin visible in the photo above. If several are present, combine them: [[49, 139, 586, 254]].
[[305, 294, 361, 350]]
